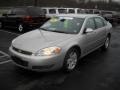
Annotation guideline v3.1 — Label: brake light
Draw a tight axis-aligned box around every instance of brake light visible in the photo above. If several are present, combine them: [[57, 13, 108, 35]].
[[22, 16, 33, 22]]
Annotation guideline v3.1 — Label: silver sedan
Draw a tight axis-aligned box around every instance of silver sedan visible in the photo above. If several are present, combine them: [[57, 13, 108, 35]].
[[9, 14, 112, 72]]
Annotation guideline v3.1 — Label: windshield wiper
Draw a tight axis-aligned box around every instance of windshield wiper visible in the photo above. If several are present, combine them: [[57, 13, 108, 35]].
[[40, 28, 48, 31], [51, 30, 69, 34], [40, 28, 71, 34]]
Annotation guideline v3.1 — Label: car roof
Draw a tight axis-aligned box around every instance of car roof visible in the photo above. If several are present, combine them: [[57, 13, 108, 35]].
[[56, 14, 99, 18], [11, 6, 40, 9]]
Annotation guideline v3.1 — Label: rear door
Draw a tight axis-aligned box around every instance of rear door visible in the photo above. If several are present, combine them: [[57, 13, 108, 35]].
[[7, 8, 27, 27], [2, 9, 13, 27], [94, 17, 107, 47]]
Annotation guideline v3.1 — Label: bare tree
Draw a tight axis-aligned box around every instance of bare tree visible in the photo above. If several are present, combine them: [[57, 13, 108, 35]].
[[109, 0, 112, 3]]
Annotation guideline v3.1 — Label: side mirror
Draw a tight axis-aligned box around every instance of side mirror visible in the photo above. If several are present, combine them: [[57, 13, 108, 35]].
[[107, 21, 111, 25], [85, 28, 94, 33], [107, 21, 112, 28]]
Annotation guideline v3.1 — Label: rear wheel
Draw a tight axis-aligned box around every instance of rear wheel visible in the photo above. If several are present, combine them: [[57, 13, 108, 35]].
[[63, 48, 79, 72], [101, 36, 110, 51]]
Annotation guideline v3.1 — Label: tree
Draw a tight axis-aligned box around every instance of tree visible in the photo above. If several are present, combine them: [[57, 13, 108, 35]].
[[34, 0, 38, 6]]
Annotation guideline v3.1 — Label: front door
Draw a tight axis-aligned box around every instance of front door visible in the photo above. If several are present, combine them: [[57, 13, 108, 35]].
[[80, 18, 98, 56]]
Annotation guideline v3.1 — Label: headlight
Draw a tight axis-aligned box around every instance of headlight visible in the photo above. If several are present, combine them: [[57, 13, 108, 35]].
[[34, 47, 61, 56]]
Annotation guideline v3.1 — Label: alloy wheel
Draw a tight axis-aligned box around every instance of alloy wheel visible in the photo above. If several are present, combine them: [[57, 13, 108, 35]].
[[105, 37, 110, 49], [66, 50, 78, 70]]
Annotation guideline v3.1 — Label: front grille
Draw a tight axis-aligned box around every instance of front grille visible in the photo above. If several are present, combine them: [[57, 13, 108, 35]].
[[12, 46, 32, 55], [11, 56, 28, 67], [32, 65, 54, 70]]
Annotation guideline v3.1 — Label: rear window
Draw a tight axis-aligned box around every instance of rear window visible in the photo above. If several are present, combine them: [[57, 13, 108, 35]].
[[42, 9, 47, 14], [7, 7, 44, 16], [58, 9, 67, 14], [94, 10, 100, 14], [8, 8, 28, 15], [87, 10, 94, 14], [77, 9, 82, 14], [49, 9, 56, 14], [68, 9, 75, 14]]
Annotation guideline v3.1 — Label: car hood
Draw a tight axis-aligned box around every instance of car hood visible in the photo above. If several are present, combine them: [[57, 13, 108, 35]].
[[12, 29, 74, 53]]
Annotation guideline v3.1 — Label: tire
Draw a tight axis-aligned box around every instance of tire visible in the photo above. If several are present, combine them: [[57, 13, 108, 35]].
[[101, 36, 110, 51], [18, 24, 24, 32], [62, 48, 79, 72]]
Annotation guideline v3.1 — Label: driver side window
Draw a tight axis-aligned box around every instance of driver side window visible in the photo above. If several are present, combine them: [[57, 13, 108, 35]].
[[85, 18, 96, 30]]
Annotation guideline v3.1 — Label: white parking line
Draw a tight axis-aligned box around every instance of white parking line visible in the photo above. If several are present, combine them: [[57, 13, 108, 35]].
[[0, 29, 20, 36], [0, 60, 12, 65], [0, 51, 12, 65], [0, 51, 9, 57], [0, 55, 8, 58]]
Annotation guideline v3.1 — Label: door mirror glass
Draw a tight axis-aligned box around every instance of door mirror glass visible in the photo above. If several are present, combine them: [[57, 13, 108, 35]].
[[107, 21, 112, 28], [85, 28, 94, 33], [107, 21, 111, 25]]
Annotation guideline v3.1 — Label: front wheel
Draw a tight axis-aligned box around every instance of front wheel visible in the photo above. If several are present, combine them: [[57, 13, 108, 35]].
[[101, 36, 110, 51], [63, 48, 79, 72]]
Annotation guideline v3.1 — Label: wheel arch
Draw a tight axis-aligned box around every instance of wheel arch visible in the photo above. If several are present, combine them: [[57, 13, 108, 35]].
[[62, 45, 81, 72], [107, 33, 111, 39], [67, 45, 81, 59]]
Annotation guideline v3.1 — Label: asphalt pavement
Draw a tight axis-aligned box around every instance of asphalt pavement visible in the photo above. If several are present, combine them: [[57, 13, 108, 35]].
[[0, 26, 120, 90]]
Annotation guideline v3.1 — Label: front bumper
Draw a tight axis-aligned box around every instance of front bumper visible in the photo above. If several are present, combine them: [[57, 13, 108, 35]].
[[9, 46, 64, 72]]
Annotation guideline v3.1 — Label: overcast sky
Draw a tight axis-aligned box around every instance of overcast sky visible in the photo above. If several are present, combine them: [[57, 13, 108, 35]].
[[114, 0, 120, 2]]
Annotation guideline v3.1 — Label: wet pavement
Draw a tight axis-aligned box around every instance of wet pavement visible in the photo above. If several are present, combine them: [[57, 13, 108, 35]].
[[0, 26, 120, 90]]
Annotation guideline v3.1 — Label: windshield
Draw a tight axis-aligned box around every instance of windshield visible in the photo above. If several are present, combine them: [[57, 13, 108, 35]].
[[40, 17, 84, 34]]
